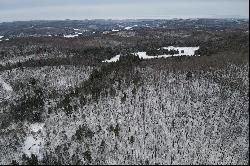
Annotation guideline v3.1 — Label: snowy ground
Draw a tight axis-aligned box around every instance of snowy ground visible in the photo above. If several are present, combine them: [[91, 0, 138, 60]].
[[0, 77, 13, 92], [102, 55, 121, 63], [0, 76, 13, 101], [124, 27, 133, 30], [22, 123, 45, 160], [102, 46, 200, 63], [160, 46, 200, 56], [64, 34, 79, 38]]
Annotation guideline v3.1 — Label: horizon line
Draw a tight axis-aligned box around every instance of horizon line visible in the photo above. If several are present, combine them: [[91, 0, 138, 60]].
[[0, 17, 249, 24]]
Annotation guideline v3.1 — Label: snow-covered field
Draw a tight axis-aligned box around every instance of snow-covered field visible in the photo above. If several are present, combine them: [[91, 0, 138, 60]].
[[160, 46, 200, 56], [102, 54, 121, 63], [63, 34, 79, 38], [102, 46, 200, 63], [124, 27, 133, 30]]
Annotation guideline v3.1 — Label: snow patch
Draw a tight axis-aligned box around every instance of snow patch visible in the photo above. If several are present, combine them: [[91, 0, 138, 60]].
[[132, 52, 165, 59], [23, 136, 44, 159], [124, 27, 133, 30], [57, 78, 69, 87], [0, 36, 4, 39], [30, 123, 44, 132], [22, 123, 45, 159], [102, 55, 121, 63], [64, 34, 79, 38], [103, 31, 110, 34], [0, 77, 13, 92], [160, 46, 200, 56]]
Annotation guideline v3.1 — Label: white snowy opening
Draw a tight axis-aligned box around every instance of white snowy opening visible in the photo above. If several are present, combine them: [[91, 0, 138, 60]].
[[124, 27, 133, 30], [22, 123, 45, 159], [63, 34, 79, 38], [102, 46, 200, 63], [102, 54, 121, 63], [0, 77, 13, 92]]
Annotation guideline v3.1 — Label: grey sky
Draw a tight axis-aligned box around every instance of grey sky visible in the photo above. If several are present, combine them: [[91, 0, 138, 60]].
[[0, 0, 249, 22]]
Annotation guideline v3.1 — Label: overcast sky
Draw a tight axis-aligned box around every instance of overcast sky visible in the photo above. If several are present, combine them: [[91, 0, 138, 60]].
[[0, 0, 249, 22]]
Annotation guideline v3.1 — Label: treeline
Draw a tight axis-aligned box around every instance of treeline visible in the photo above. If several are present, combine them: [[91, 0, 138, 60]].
[[0, 47, 121, 71], [78, 54, 142, 100], [56, 54, 142, 114], [146, 48, 179, 56]]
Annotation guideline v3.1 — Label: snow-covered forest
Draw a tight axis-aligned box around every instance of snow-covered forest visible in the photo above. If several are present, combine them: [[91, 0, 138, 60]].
[[0, 19, 249, 165]]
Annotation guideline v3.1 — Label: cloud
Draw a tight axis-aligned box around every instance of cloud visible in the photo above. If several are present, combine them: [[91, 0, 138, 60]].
[[0, 0, 248, 22]]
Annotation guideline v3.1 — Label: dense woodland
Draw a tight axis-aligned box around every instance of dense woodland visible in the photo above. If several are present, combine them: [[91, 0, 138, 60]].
[[0, 22, 249, 165]]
